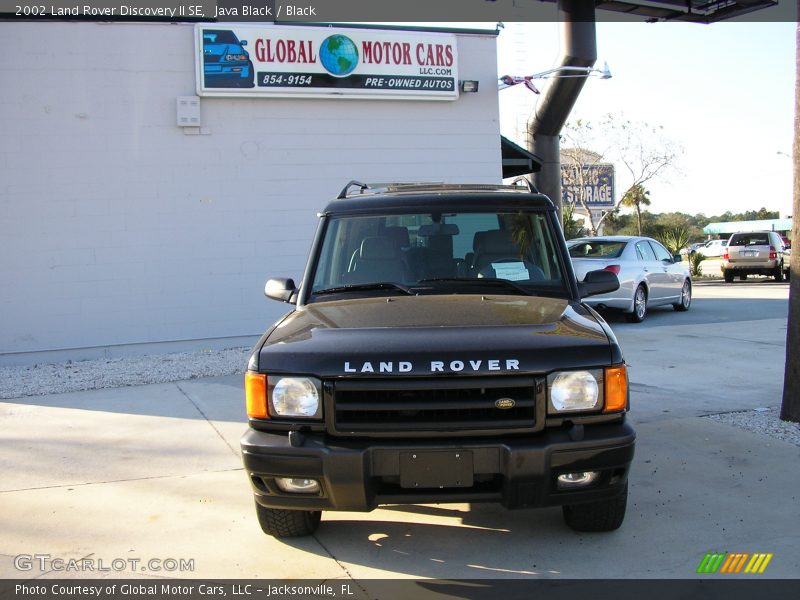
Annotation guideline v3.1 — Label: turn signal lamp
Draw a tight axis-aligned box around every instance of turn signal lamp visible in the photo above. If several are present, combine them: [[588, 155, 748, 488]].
[[604, 365, 628, 413], [769, 246, 777, 260], [245, 371, 268, 419], [603, 264, 621, 275]]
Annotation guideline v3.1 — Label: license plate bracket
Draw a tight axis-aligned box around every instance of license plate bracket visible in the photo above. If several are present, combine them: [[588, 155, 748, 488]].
[[400, 451, 474, 489]]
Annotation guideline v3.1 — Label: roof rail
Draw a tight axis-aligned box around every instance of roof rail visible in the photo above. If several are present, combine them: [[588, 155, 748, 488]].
[[510, 176, 538, 193], [337, 180, 541, 199], [338, 180, 371, 199]]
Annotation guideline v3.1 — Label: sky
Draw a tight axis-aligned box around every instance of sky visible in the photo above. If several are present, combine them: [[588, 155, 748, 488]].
[[495, 20, 796, 218]]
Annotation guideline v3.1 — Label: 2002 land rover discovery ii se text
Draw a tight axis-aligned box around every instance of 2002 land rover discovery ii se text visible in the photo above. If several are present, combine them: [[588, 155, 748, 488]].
[[241, 182, 635, 537]]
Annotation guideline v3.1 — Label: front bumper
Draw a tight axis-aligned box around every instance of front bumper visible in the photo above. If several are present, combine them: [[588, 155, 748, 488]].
[[241, 422, 635, 512]]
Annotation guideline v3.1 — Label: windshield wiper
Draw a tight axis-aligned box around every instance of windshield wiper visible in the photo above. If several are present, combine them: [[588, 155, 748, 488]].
[[312, 282, 414, 296], [417, 278, 536, 296]]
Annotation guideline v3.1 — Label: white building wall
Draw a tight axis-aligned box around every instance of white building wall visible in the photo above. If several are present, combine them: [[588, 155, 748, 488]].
[[0, 22, 502, 364]]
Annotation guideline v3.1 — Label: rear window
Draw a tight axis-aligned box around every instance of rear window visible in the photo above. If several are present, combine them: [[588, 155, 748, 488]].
[[729, 233, 770, 246], [568, 241, 627, 259]]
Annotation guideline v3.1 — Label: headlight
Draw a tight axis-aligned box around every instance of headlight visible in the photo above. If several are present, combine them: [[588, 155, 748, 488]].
[[225, 54, 248, 62], [269, 377, 322, 418], [548, 370, 602, 413]]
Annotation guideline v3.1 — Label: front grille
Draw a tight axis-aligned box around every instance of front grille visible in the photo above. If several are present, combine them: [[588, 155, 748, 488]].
[[332, 376, 537, 434]]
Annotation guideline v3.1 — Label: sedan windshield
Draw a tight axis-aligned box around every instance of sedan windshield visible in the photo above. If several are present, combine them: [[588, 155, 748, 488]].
[[310, 211, 566, 298]]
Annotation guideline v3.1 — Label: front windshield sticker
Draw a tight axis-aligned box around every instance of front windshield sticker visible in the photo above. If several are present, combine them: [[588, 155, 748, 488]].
[[491, 262, 529, 281]]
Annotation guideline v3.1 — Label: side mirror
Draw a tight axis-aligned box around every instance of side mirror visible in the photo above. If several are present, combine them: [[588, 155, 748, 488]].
[[579, 269, 620, 298], [264, 278, 297, 303], [672, 254, 682, 263], [240, 40, 248, 46]]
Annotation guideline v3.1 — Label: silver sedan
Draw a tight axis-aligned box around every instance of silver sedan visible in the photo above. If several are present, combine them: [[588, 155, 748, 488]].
[[567, 236, 692, 322]]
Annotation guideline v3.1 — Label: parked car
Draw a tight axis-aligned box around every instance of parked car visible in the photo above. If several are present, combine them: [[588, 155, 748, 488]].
[[568, 236, 692, 323], [687, 242, 705, 255], [202, 29, 255, 89], [721, 230, 788, 282], [697, 239, 728, 257]]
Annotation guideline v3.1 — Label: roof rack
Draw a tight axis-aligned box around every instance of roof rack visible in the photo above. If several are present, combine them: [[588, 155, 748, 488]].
[[337, 180, 371, 199], [510, 176, 538, 193], [337, 180, 539, 199]]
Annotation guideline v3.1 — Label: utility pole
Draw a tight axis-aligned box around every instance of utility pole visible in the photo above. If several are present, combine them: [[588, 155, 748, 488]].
[[780, 3, 800, 423]]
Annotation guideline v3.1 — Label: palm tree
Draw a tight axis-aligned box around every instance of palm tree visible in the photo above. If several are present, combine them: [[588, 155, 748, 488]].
[[621, 184, 651, 236]]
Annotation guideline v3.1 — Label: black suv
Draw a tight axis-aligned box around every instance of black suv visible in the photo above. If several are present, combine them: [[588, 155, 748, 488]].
[[242, 182, 635, 537]]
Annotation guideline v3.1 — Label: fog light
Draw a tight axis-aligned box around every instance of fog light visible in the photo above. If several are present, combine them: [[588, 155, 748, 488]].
[[557, 471, 599, 489], [274, 477, 320, 494]]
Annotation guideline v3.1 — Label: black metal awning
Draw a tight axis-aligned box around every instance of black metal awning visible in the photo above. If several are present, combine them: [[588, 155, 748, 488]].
[[502, 136, 542, 178]]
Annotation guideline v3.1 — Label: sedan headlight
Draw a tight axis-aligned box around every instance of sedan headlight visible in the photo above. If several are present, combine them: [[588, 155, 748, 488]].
[[269, 376, 322, 419], [548, 370, 602, 413], [225, 53, 248, 62]]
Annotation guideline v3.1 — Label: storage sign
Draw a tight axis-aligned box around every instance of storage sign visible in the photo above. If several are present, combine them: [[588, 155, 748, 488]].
[[561, 163, 615, 209], [195, 25, 459, 100]]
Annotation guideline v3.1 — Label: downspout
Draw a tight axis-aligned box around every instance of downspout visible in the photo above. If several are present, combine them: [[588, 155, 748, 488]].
[[527, 0, 597, 222]]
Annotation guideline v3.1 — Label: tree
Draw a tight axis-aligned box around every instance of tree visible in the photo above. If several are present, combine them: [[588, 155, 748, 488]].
[[659, 227, 690, 257], [620, 184, 651, 236], [781, 6, 800, 424], [562, 201, 587, 240], [561, 115, 681, 236], [560, 125, 607, 236]]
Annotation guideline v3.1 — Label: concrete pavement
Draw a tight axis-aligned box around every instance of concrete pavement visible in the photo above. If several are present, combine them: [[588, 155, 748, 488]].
[[1, 282, 797, 582]]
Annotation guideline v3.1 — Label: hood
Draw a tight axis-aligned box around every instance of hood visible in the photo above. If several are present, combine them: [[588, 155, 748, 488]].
[[258, 295, 614, 378], [204, 43, 245, 58]]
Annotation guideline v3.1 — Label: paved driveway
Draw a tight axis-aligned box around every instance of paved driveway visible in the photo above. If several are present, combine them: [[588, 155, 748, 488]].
[[1, 282, 797, 583]]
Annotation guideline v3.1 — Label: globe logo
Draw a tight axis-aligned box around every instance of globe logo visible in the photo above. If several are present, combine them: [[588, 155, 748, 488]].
[[319, 35, 359, 77]]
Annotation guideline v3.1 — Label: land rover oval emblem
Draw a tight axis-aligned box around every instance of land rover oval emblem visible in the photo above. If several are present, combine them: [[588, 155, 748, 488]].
[[495, 398, 516, 410]]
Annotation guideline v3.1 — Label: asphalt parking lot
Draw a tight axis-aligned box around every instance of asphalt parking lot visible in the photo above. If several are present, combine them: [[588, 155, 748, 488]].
[[1, 280, 797, 584]]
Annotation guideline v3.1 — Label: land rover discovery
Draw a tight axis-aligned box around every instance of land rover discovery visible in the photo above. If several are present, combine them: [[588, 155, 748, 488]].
[[241, 182, 635, 537]]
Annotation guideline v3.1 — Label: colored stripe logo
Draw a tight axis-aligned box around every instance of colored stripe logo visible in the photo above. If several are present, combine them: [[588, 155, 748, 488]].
[[697, 552, 773, 574]]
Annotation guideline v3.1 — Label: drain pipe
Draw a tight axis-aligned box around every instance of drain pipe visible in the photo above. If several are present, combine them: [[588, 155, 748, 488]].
[[527, 0, 597, 221]]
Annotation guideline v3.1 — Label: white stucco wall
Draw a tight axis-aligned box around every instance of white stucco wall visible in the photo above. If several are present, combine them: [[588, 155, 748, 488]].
[[0, 22, 502, 364]]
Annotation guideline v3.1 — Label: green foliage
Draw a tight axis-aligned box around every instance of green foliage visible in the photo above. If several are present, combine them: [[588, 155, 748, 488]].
[[562, 202, 587, 240], [690, 252, 706, 278], [620, 184, 651, 210], [659, 227, 691, 256]]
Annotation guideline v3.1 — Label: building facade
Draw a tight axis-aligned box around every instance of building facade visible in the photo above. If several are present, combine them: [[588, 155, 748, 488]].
[[0, 22, 502, 364]]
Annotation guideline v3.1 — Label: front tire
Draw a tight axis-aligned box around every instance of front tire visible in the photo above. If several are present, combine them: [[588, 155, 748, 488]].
[[626, 285, 647, 323], [673, 279, 691, 311], [255, 502, 321, 538], [563, 483, 628, 532]]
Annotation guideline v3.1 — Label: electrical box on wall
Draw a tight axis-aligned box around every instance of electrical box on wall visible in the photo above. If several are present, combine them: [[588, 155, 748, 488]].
[[176, 96, 201, 127]]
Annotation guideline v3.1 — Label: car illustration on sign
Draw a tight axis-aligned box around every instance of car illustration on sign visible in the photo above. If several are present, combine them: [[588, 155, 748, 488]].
[[202, 29, 254, 88]]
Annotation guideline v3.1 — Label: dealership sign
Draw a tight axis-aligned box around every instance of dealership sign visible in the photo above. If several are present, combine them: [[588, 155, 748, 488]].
[[195, 25, 459, 100], [561, 163, 615, 209]]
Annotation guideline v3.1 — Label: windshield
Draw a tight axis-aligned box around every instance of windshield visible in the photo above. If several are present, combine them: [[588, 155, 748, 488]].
[[203, 30, 241, 44], [568, 240, 627, 259], [310, 210, 567, 298], [728, 233, 770, 246]]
